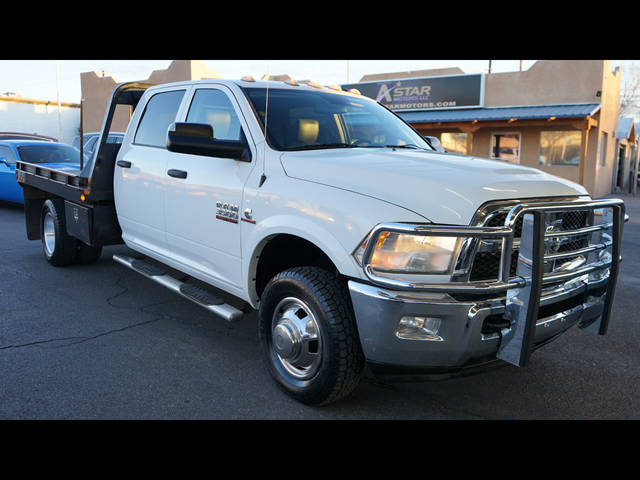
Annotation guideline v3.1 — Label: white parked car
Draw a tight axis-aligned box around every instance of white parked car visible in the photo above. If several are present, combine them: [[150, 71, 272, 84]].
[[16, 79, 626, 405]]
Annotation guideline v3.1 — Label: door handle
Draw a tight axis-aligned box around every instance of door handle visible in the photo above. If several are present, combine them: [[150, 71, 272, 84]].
[[116, 160, 131, 168], [167, 169, 188, 179]]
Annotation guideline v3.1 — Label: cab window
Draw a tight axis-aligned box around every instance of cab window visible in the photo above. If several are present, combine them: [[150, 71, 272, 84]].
[[186, 89, 243, 142], [134, 90, 186, 148]]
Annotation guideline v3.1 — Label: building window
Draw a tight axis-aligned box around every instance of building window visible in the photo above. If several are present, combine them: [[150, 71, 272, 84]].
[[598, 131, 608, 166], [490, 132, 520, 163], [440, 132, 467, 154], [538, 130, 581, 166]]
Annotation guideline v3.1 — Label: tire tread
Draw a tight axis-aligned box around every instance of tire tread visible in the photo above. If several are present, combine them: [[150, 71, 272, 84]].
[[259, 266, 365, 405]]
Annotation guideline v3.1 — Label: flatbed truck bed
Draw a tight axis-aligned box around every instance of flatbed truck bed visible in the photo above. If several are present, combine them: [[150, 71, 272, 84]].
[[16, 82, 152, 247]]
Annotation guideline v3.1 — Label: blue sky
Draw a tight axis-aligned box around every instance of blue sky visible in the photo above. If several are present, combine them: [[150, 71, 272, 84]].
[[0, 60, 634, 104]]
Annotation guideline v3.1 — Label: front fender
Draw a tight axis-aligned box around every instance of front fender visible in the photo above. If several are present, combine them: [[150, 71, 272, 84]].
[[242, 214, 362, 306]]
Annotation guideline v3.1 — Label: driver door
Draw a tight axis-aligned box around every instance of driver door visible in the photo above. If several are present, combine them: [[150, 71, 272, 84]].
[[164, 85, 256, 291]]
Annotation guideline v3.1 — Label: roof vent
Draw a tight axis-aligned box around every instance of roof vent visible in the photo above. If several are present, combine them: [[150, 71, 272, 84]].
[[261, 73, 295, 82], [298, 80, 323, 89]]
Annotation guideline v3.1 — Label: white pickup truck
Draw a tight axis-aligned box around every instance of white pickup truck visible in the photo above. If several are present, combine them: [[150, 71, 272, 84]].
[[16, 79, 626, 405]]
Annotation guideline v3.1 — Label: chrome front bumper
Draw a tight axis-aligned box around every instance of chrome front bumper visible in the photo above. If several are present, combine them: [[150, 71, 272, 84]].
[[349, 198, 626, 373], [349, 273, 608, 372]]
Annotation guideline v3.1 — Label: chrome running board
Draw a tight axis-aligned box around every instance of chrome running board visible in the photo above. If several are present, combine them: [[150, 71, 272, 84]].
[[112, 254, 244, 322]]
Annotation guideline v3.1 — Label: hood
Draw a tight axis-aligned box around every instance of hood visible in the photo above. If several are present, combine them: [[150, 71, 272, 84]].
[[280, 148, 589, 225]]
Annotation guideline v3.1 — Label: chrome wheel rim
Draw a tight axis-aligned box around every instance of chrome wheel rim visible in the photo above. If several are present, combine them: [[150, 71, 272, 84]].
[[43, 212, 55, 256], [271, 297, 322, 380]]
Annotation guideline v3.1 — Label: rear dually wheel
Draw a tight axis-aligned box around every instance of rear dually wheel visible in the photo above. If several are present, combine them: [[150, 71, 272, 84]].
[[40, 199, 78, 266]]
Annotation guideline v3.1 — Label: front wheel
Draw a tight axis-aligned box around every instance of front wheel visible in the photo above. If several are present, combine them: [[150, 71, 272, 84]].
[[258, 267, 365, 405]]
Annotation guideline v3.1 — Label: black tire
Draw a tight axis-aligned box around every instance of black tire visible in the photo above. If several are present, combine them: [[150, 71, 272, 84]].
[[258, 266, 365, 405], [76, 242, 102, 264], [40, 198, 78, 267]]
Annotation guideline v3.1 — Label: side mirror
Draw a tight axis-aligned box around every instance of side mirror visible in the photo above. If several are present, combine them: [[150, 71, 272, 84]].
[[0, 157, 9, 166], [166, 122, 251, 162], [424, 136, 446, 152]]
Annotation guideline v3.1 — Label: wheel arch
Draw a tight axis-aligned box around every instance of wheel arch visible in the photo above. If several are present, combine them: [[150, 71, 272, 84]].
[[245, 217, 362, 306]]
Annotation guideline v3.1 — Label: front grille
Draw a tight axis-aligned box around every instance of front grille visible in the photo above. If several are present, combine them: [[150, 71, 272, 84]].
[[469, 251, 518, 282], [469, 208, 591, 282]]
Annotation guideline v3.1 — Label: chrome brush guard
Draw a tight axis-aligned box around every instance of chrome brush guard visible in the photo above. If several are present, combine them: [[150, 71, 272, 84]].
[[360, 198, 626, 367]]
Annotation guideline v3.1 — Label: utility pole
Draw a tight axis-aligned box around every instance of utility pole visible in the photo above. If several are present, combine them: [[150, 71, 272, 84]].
[[347, 60, 351, 84], [488, 60, 492, 74], [55, 61, 63, 143], [519, 60, 523, 71]]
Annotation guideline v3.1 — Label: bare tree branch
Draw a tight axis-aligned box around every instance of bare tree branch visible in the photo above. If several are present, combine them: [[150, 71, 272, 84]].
[[619, 62, 640, 118]]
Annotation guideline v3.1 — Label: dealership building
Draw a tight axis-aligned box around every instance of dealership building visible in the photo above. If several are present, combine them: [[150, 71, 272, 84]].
[[343, 60, 636, 198]]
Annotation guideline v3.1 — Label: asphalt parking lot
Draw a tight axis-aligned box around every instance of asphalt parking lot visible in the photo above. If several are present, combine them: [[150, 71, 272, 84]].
[[1, 195, 639, 419]]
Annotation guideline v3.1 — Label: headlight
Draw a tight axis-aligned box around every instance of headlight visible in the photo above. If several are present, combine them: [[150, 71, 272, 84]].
[[354, 231, 460, 275]]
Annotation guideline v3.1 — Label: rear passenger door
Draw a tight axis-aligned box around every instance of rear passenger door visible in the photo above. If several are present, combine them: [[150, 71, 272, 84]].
[[164, 85, 256, 290], [114, 87, 187, 255]]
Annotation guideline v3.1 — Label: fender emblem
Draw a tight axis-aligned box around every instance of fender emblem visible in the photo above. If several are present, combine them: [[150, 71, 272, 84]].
[[545, 220, 565, 254], [242, 208, 256, 224], [216, 201, 239, 224]]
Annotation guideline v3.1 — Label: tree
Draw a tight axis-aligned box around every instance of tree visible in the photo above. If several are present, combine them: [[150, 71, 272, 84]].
[[619, 62, 640, 118]]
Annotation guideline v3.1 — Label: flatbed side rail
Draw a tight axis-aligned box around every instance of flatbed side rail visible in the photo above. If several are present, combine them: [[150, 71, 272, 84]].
[[16, 161, 87, 186], [16, 161, 86, 203]]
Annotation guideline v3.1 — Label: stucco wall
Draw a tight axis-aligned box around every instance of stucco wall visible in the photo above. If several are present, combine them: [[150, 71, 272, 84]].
[[591, 61, 621, 197], [81, 60, 223, 134], [484, 60, 604, 107], [0, 98, 80, 143]]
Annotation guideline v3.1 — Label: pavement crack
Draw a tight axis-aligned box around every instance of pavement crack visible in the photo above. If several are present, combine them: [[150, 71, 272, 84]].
[[106, 276, 130, 308], [0, 293, 179, 351], [0, 272, 185, 353], [0, 316, 164, 351], [0, 335, 88, 350]]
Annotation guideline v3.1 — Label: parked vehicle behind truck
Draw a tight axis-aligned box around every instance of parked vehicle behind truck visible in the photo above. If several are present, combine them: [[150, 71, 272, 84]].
[[1, 140, 81, 204], [16, 79, 626, 405]]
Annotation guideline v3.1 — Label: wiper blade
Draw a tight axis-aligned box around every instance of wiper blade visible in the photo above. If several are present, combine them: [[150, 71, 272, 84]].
[[383, 144, 423, 149], [288, 143, 355, 151], [359, 144, 425, 150]]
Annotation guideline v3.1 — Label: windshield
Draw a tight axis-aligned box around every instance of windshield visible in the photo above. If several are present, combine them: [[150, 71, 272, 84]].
[[17, 144, 81, 164], [242, 87, 433, 152]]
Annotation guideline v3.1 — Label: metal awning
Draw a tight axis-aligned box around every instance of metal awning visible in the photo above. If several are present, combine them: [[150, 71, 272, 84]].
[[616, 117, 635, 141], [398, 103, 601, 124]]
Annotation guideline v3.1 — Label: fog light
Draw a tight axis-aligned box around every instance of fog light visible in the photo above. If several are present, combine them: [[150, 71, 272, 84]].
[[396, 316, 442, 341]]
